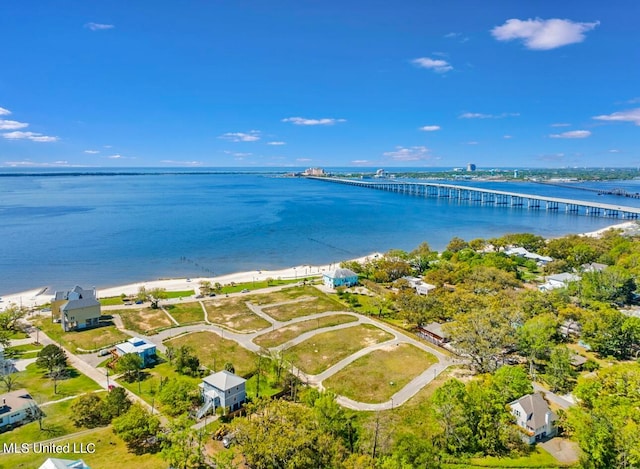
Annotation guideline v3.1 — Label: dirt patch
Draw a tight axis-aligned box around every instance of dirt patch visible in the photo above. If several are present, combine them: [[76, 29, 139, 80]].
[[539, 437, 580, 465]]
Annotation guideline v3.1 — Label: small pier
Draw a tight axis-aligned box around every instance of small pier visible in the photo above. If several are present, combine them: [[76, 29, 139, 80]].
[[306, 177, 640, 219]]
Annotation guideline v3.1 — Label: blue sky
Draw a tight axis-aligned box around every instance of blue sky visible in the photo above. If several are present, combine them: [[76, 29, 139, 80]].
[[0, 1, 638, 168]]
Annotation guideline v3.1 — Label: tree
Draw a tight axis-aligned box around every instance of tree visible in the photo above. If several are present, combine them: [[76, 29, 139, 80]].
[[432, 379, 474, 455], [137, 286, 167, 309], [160, 415, 205, 469], [0, 304, 27, 332], [198, 280, 212, 296], [581, 303, 640, 359], [103, 387, 132, 419], [446, 237, 468, 253], [223, 362, 235, 374], [70, 393, 107, 428], [36, 344, 67, 375], [50, 364, 68, 394], [174, 345, 200, 376], [545, 345, 575, 393], [158, 378, 200, 417], [116, 353, 143, 382], [517, 313, 558, 379], [0, 374, 18, 392], [112, 404, 161, 454], [489, 365, 532, 404]]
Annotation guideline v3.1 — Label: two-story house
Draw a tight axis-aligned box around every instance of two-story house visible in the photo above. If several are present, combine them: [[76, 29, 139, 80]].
[[0, 389, 40, 431], [509, 393, 558, 444], [52, 286, 101, 332], [197, 370, 246, 418]]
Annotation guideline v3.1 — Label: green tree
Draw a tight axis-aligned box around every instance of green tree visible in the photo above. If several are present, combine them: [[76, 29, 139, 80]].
[[103, 387, 132, 419], [174, 345, 200, 376], [158, 378, 200, 417], [517, 313, 558, 379], [223, 362, 235, 374], [446, 237, 469, 253], [0, 304, 27, 332], [112, 404, 161, 454], [581, 303, 640, 359], [545, 345, 575, 393], [137, 286, 168, 309], [432, 379, 474, 455], [489, 365, 532, 403], [36, 344, 67, 375], [160, 415, 205, 469], [198, 280, 212, 296], [116, 353, 143, 382], [70, 393, 107, 428]]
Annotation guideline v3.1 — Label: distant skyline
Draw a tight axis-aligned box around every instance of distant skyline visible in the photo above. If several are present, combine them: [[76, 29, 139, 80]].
[[1, 1, 638, 168]]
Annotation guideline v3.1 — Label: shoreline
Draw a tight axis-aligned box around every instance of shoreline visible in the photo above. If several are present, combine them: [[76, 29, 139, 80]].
[[0, 252, 383, 310], [2, 220, 638, 312]]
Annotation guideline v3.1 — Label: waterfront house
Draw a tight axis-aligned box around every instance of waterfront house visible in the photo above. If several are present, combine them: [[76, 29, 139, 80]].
[[538, 273, 581, 292], [323, 268, 359, 289], [115, 337, 157, 366], [504, 247, 553, 265], [0, 389, 40, 431], [509, 393, 558, 444], [197, 370, 246, 418], [39, 458, 91, 469], [52, 286, 101, 332]]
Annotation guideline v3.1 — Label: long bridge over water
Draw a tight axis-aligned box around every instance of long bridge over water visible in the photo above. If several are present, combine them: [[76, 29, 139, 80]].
[[307, 177, 640, 219]]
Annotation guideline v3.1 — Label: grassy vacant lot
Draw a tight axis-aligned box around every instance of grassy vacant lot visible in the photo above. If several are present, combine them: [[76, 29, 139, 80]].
[[34, 318, 130, 353], [323, 343, 437, 403], [444, 446, 568, 468], [0, 426, 165, 469], [261, 295, 347, 321], [254, 314, 358, 348], [164, 302, 204, 324], [286, 324, 394, 375], [112, 307, 173, 334], [13, 362, 102, 403], [204, 298, 270, 333], [244, 285, 333, 305], [166, 331, 259, 377]]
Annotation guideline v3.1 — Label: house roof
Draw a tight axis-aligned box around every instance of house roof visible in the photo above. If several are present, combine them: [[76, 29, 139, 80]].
[[0, 389, 36, 415], [510, 393, 557, 429], [419, 322, 447, 339], [39, 458, 91, 469], [116, 337, 156, 354], [62, 297, 100, 311], [325, 268, 358, 279], [203, 370, 246, 391], [581, 262, 608, 272], [546, 272, 581, 283]]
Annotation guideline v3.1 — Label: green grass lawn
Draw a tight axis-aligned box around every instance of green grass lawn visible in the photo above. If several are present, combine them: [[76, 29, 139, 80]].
[[165, 290, 195, 299], [99, 296, 127, 306], [0, 426, 165, 469], [253, 314, 358, 348], [243, 285, 331, 305], [447, 446, 569, 468], [34, 318, 131, 353], [163, 302, 204, 324], [111, 307, 173, 334], [218, 278, 314, 295], [12, 362, 102, 403], [165, 331, 259, 377], [261, 294, 347, 321], [286, 324, 394, 375], [5, 343, 43, 359], [203, 298, 271, 333], [323, 343, 437, 403]]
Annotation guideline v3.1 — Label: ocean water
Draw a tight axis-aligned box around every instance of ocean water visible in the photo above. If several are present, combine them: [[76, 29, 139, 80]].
[[1, 169, 637, 295]]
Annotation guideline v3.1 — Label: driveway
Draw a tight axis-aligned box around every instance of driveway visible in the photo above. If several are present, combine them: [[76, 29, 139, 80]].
[[539, 437, 580, 465]]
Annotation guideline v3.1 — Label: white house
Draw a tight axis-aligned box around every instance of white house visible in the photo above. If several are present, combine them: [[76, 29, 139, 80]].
[[323, 268, 359, 289], [504, 247, 553, 265], [197, 370, 246, 418], [509, 393, 558, 444], [0, 389, 40, 431], [115, 337, 157, 367], [39, 459, 91, 469], [403, 276, 436, 295], [539, 272, 581, 292]]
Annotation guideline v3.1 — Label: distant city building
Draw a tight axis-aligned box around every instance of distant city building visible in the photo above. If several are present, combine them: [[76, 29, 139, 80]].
[[467, 163, 476, 172], [303, 167, 326, 176], [514, 170, 519, 178], [52, 286, 101, 332], [374, 169, 386, 178]]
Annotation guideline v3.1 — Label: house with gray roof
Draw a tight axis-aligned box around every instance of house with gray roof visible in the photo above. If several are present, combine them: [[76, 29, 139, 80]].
[[323, 268, 359, 289], [509, 393, 558, 444], [197, 370, 246, 419], [39, 458, 90, 469], [115, 337, 157, 367], [0, 389, 41, 431], [538, 273, 581, 292], [52, 286, 101, 332]]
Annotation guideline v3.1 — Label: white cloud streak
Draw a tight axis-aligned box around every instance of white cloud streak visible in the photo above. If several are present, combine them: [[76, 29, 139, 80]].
[[85, 22, 115, 31], [0, 107, 11, 116], [549, 130, 591, 139], [593, 108, 640, 126], [411, 57, 453, 73], [383, 146, 432, 161], [0, 120, 29, 130], [491, 18, 599, 50], [267, 141, 286, 145], [459, 112, 519, 119], [2, 131, 59, 142], [84, 150, 100, 154], [219, 131, 261, 142], [282, 117, 346, 126], [419, 125, 441, 132]]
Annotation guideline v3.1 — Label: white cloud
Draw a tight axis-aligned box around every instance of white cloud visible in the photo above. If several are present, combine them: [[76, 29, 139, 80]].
[[85, 22, 115, 31], [3, 131, 59, 142], [609, 149, 620, 153], [459, 112, 519, 119], [411, 57, 453, 73], [282, 117, 346, 126], [219, 131, 261, 142], [550, 130, 591, 139], [352, 160, 371, 165], [0, 119, 29, 130], [551, 123, 571, 127], [84, 150, 100, 154], [159, 160, 203, 166], [296, 158, 312, 162], [503, 135, 513, 139], [491, 18, 599, 50], [0, 107, 11, 116], [267, 141, 286, 145], [593, 108, 640, 126], [383, 146, 432, 161], [224, 151, 253, 158], [107, 154, 123, 159], [419, 125, 441, 132], [465, 141, 479, 145]]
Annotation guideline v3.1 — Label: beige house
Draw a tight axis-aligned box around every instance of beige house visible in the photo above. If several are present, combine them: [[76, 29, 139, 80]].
[[52, 286, 101, 332]]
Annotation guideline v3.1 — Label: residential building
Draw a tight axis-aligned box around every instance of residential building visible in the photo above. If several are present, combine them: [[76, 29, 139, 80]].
[[52, 286, 101, 332], [559, 319, 582, 338], [509, 393, 558, 444], [39, 459, 90, 469], [504, 247, 553, 265], [581, 262, 608, 273], [115, 337, 157, 367], [197, 370, 246, 418], [538, 273, 581, 292], [417, 322, 449, 347], [403, 276, 436, 295], [0, 389, 40, 431], [322, 268, 359, 289]]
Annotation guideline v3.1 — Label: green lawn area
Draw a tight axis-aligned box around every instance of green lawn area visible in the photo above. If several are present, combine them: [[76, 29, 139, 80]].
[[5, 343, 43, 359], [323, 343, 436, 403], [446, 446, 569, 468], [286, 324, 394, 375], [34, 318, 131, 353], [253, 314, 358, 348], [12, 362, 102, 403], [165, 290, 195, 299], [0, 426, 165, 469], [261, 294, 347, 321], [203, 298, 271, 333], [164, 302, 204, 324], [165, 331, 259, 377], [218, 278, 315, 295], [111, 307, 173, 334], [99, 296, 127, 306]]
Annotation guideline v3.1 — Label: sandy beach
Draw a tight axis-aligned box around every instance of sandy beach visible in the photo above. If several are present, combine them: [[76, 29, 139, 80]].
[[0, 252, 382, 311]]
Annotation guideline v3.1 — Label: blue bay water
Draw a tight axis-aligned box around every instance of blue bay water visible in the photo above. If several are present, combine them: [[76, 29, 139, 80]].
[[1, 170, 637, 295]]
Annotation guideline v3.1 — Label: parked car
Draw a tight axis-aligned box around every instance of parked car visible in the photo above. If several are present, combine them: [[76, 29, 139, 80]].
[[241, 289, 250, 293], [222, 433, 236, 448]]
